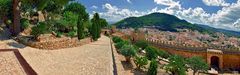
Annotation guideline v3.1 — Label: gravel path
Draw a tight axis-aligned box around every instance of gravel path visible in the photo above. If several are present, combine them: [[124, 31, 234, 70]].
[[0, 51, 26, 75], [19, 36, 113, 75]]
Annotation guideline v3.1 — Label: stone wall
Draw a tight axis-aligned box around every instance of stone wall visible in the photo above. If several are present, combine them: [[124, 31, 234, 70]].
[[222, 54, 240, 69], [115, 31, 240, 70], [152, 42, 240, 70], [18, 35, 91, 50]]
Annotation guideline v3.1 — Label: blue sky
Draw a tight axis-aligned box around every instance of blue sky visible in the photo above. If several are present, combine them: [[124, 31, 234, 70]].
[[76, 0, 240, 31]]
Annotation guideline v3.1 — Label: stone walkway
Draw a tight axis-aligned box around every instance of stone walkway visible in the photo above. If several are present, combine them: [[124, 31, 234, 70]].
[[0, 28, 114, 75], [0, 51, 26, 75], [19, 35, 113, 75]]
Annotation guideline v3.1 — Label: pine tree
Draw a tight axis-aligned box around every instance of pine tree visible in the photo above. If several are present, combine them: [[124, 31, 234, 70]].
[[77, 15, 84, 40], [90, 13, 101, 41]]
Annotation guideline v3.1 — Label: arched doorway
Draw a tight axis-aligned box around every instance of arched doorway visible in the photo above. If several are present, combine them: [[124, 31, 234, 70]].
[[211, 56, 219, 69]]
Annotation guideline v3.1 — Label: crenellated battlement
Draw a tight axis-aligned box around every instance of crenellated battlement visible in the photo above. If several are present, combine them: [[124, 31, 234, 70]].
[[145, 38, 240, 54]]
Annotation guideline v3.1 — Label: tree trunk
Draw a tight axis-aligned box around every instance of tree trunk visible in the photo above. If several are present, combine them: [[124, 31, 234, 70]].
[[12, 0, 21, 36]]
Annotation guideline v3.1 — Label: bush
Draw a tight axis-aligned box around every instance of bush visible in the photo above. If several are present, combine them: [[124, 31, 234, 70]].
[[186, 56, 208, 75], [67, 31, 76, 37], [112, 36, 123, 43], [133, 45, 141, 52], [157, 49, 170, 59], [135, 40, 149, 50], [31, 22, 48, 37], [20, 18, 30, 30], [115, 40, 130, 49], [145, 46, 159, 60], [56, 31, 62, 38], [57, 11, 78, 33], [164, 55, 187, 75], [147, 59, 158, 75], [134, 56, 148, 70], [120, 45, 137, 62]]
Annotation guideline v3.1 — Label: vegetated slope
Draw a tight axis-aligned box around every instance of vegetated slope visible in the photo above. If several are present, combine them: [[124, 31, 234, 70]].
[[114, 12, 240, 37]]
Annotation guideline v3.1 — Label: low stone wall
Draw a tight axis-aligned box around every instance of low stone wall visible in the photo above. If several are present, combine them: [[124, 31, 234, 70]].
[[18, 35, 91, 50], [110, 39, 126, 75]]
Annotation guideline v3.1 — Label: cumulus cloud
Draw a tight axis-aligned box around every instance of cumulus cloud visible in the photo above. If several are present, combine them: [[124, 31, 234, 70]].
[[91, 5, 98, 9], [153, 0, 240, 31], [206, 1, 240, 30], [127, 0, 132, 3], [154, 0, 179, 7], [96, 0, 240, 31], [99, 3, 146, 22], [202, 0, 230, 6], [233, 19, 240, 28]]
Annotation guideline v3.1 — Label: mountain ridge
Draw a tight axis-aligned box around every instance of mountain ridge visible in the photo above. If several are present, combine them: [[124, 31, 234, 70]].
[[114, 13, 240, 37]]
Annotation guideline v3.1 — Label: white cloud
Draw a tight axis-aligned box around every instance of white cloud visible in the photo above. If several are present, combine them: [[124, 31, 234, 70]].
[[99, 3, 146, 22], [96, 1, 240, 31], [154, 0, 179, 7], [91, 5, 98, 9], [233, 19, 240, 28], [202, 0, 230, 6], [153, 0, 240, 31], [127, 0, 132, 3]]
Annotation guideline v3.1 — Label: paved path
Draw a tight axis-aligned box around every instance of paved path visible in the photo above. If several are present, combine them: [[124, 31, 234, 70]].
[[0, 51, 26, 75], [0, 28, 114, 75], [19, 35, 113, 75]]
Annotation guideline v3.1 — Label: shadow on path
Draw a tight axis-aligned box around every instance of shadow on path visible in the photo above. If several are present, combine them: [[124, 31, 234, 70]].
[[7, 42, 26, 49], [0, 49, 37, 75], [0, 28, 11, 41]]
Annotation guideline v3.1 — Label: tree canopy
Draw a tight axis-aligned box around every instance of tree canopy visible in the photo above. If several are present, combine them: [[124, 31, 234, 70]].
[[164, 55, 187, 75], [90, 13, 101, 41], [186, 56, 209, 75]]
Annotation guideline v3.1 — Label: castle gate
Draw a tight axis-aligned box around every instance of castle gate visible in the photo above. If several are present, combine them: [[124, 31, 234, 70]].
[[207, 49, 223, 70]]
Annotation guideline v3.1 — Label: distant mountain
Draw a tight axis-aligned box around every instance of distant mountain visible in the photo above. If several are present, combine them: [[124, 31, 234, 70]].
[[198, 24, 240, 37], [114, 13, 240, 37], [115, 13, 209, 32]]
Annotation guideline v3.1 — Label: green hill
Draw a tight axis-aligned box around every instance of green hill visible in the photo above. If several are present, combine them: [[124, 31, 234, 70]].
[[114, 13, 240, 37], [115, 13, 210, 33]]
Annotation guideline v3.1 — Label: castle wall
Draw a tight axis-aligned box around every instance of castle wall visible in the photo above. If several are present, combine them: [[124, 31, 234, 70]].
[[147, 38, 240, 70], [222, 54, 240, 69], [116, 31, 240, 70]]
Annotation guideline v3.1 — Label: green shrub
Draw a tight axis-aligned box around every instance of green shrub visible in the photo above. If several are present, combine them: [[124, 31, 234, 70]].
[[20, 18, 30, 30], [186, 56, 208, 75], [147, 59, 158, 75], [120, 45, 137, 62], [133, 45, 141, 52], [134, 56, 148, 70], [145, 46, 159, 60], [31, 22, 48, 37], [56, 11, 78, 33], [56, 31, 62, 38], [112, 36, 123, 43], [164, 55, 187, 75], [115, 40, 130, 49], [135, 40, 149, 49], [157, 49, 170, 59], [67, 31, 76, 37]]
